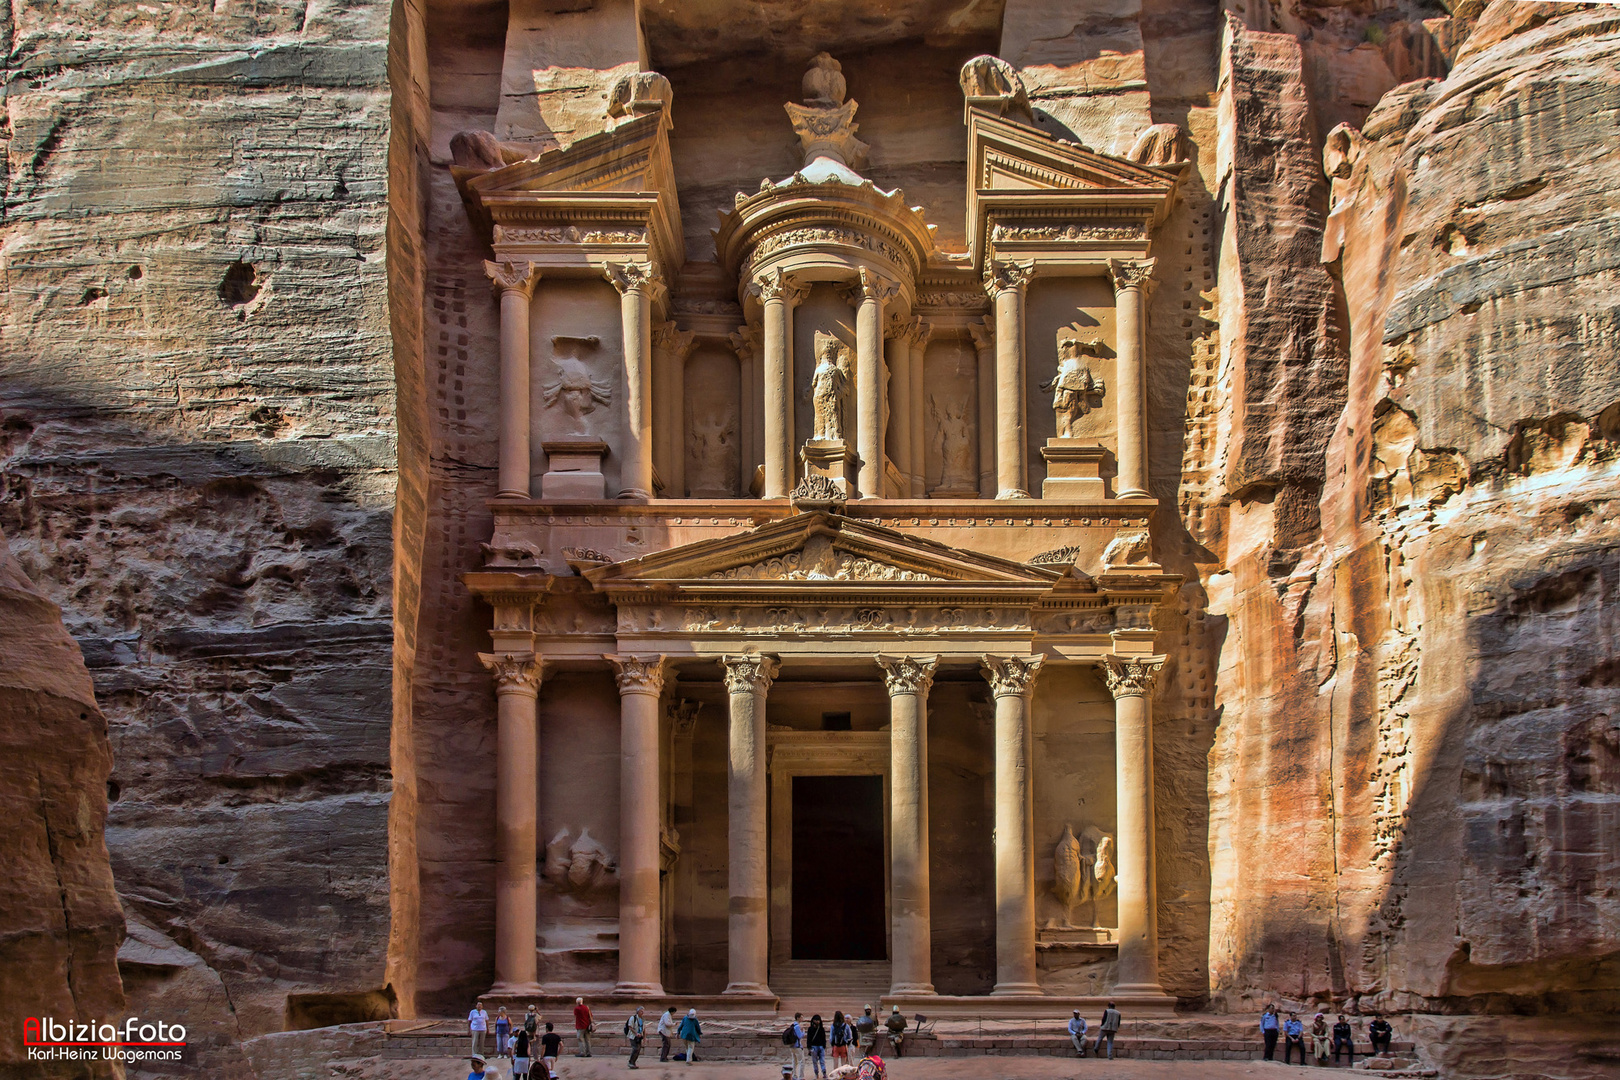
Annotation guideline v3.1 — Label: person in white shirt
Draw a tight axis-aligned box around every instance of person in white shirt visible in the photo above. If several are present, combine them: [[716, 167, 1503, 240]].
[[468, 1003, 490, 1059], [657, 1006, 677, 1062], [1067, 1009, 1088, 1057]]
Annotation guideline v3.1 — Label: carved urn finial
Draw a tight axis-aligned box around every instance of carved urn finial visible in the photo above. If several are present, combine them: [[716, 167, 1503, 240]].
[[783, 53, 870, 171], [802, 52, 846, 107], [959, 55, 1032, 122]]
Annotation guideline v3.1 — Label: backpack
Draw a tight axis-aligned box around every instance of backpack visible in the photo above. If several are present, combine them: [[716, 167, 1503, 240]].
[[782, 1024, 797, 1045]]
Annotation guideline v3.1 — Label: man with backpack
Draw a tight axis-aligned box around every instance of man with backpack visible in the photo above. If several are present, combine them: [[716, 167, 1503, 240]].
[[625, 1006, 646, 1068], [782, 1011, 806, 1077]]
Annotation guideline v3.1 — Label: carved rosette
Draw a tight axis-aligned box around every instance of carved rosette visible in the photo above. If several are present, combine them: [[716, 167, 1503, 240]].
[[480, 651, 543, 696], [483, 258, 540, 297], [720, 653, 781, 696], [1096, 654, 1166, 699], [755, 268, 809, 306], [982, 259, 1034, 298], [606, 653, 667, 696], [876, 654, 938, 696], [981, 654, 1045, 698], [1107, 257, 1156, 294], [604, 260, 667, 302]]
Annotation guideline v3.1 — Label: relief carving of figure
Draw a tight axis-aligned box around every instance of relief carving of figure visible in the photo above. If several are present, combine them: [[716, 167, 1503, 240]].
[[688, 412, 736, 495], [1042, 338, 1106, 438], [1053, 824, 1084, 908], [1093, 833, 1117, 899], [929, 394, 975, 489], [544, 826, 617, 892], [810, 334, 851, 441], [541, 341, 612, 436]]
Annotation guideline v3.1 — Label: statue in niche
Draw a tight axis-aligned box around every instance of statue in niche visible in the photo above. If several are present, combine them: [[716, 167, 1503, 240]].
[[1051, 824, 1116, 925], [688, 412, 736, 495], [810, 333, 852, 441], [1042, 338, 1107, 439], [929, 394, 975, 489], [541, 337, 611, 436], [1053, 824, 1084, 908], [544, 826, 617, 892], [1093, 833, 1117, 900]]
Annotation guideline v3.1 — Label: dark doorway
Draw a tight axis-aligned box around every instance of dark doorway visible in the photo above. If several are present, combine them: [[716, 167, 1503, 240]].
[[792, 775, 886, 960]]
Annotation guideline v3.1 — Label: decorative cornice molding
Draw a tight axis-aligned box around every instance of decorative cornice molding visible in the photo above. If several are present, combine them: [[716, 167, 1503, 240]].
[[982, 654, 1045, 698], [483, 258, 540, 297], [606, 653, 667, 696], [1107, 257, 1156, 293], [720, 653, 780, 696], [1096, 653, 1165, 699], [479, 651, 543, 695], [982, 259, 1034, 298], [876, 654, 938, 696]]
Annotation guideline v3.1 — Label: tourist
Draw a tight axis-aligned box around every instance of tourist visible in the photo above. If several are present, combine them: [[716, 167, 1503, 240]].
[[467, 1053, 488, 1080], [524, 1006, 539, 1042], [883, 1006, 907, 1057], [1283, 1012, 1305, 1064], [678, 1007, 702, 1064], [468, 1001, 490, 1059], [540, 1021, 562, 1076], [1368, 1015, 1393, 1056], [658, 1004, 677, 1062], [807, 1013, 828, 1078], [855, 1006, 877, 1055], [1333, 1013, 1354, 1064], [626, 1005, 646, 1068], [511, 1024, 532, 1078], [784, 1011, 806, 1078], [1093, 1000, 1121, 1060], [1311, 1013, 1330, 1064], [830, 1010, 851, 1068], [495, 1006, 512, 1058], [1261, 1004, 1280, 1060], [1067, 1009, 1088, 1057], [573, 996, 594, 1057]]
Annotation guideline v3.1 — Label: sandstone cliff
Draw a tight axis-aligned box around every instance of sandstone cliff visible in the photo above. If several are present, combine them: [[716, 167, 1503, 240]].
[[0, 528, 125, 1079]]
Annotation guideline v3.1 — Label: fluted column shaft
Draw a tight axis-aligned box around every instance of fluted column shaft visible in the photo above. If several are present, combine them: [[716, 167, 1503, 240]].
[[1109, 258, 1155, 499], [854, 270, 897, 498], [608, 655, 667, 995], [607, 262, 664, 499], [878, 655, 938, 995], [970, 317, 995, 498], [758, 271, 806, 498], [722, 654, 779, 994], [886, 323, 912, 497], [480, 651, 543, 989], [485, 260, 540, 498], [983, 655, 1044, 995], [1098, 653, 1167, 993], [984, 261, 1033, 498]]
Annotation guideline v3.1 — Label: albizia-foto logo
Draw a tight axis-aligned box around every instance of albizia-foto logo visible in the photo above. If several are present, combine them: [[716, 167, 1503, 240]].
[[23, 1016, 187, 1062]]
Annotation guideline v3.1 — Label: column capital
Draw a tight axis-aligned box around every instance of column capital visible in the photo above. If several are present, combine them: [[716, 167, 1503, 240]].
[[854, 267, 899, 305], [755, 267, 809, 306], [1107, 257, 1157, 293], [876, 654, 938, 696], [484, 259, 540, 298], [902, 315, 933, 348], [982, 259, 1033, 298], [606, 653, 667, 696], [668, 698, 701, 737], [480, 651, 543, 696], [981, 654, 1045, 698], [605, 260, 667, 303], [720, 653, 780, 695], [652, 321, 698, 360], [1096, 653, 1166, 699], [968, 313, 995, 353], [729, 324, 760, 365]]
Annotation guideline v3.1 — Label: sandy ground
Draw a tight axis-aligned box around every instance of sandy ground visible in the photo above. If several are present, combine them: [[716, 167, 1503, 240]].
[[344, 1055, 1298, 1079]]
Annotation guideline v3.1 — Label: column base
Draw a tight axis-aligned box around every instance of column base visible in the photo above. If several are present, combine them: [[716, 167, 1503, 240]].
[[991, 982, 1044, 996], [888, 983, 936, 996], [616, 487, 653, 500], [1112, 981, 1173, 997], [613, 981, 666, 997], [488, 981, 544, 994], [1117, 488, 1152, 499], [996, 488, 1033, 499], [722, 981, 775, 997]]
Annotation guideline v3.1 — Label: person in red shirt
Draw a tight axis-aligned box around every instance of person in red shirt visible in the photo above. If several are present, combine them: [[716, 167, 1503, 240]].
[[573, 997, 594, 1057]]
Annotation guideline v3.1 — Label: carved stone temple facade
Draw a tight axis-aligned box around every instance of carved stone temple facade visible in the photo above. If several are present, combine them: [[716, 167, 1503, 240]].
[[452, 52, 1192, 1013]]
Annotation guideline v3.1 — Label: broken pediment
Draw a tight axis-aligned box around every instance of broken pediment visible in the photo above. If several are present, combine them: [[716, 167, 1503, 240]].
[[584, 512, 1061, 588]]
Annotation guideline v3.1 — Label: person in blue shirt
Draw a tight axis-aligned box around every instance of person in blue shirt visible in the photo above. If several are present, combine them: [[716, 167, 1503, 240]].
[[467, 1053, 488, 1080], [1283, 1012, 1306, 1065], [1260, 1004, 1280, 1060]]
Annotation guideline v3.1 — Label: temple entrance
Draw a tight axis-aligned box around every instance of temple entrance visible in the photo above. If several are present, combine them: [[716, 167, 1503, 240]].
[[791, 775, 886, 960]]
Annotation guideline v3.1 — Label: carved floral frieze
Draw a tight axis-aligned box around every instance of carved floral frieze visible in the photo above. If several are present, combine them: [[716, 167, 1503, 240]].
[[990, 222, 1145, 243], [618, 603, 1032, 636], [703, 548, 941, 582], [497, 225, 648, 245], [745, 225, 911, 277]]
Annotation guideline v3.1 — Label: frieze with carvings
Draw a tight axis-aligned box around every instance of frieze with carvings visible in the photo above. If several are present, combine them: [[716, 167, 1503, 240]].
[[705, 549, 942, 582], [498, 224, 649, 244], [746, 226, 911, 276], [990, 222, 1145, 243], [619, 603, 1031, 636], [916, 290, 991, 309]]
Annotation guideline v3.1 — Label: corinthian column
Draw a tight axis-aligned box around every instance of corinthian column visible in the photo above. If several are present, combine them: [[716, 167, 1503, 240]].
[[484, 260, 540, 498], [758, 270, 808, 498], [1096, 652, 1167, 994], [652, 323, 696, 498], [906, 318, 932, 498], [720, 653, 780, 995], [479, 650, 544, 989], [606, 261, 666, 499], [877, 654, 938, 995], [969, 316, 996, 498], [607, 654, 667, 996], [1108, 258, 1155, 499], [885, 317, 912, 497], [982, 654, 1044, 995], [983, 260, 1034, 498], [854, 269, 898, 498]]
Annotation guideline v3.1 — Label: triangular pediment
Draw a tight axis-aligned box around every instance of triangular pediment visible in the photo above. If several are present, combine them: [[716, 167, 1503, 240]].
[[968, 109, 1177, 195], [465, 112, 671, 198], [584, 512, 1061, 588]]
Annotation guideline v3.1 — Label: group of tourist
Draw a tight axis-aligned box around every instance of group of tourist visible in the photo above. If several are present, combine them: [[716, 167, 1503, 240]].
[[1259, 1004, 1395, 1065], [778, 1004, 912, 1078], [462, 999, 580, 1079], [1063, 1000, 1125, 1059]]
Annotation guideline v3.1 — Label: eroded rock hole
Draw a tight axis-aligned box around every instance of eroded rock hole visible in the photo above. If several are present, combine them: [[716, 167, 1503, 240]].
[[219, 261, 261, 305]]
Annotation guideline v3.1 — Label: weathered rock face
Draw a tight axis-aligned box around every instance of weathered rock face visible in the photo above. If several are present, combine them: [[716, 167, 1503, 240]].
[[1207, 3, 1620, 1072], [0, 0, 397, 1072], [0, 527, 125, 1079]]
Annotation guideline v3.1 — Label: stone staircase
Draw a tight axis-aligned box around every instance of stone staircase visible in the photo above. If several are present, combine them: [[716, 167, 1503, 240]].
[[768, 960, 892, 1012]]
